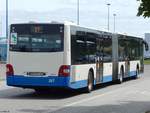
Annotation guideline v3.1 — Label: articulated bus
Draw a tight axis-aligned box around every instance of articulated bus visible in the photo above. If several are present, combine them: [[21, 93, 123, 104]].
[[6, 22, 148, 93]]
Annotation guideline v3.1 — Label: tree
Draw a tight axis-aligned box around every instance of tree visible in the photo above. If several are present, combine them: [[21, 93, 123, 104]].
[[137, 0, 150, 18]]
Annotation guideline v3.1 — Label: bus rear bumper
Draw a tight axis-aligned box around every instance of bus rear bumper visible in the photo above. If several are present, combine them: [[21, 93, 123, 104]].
[[7, 75, 70, 88]]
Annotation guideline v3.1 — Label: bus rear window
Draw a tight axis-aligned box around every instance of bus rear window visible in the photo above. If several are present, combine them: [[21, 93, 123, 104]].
[[10, 24, 64, 52]]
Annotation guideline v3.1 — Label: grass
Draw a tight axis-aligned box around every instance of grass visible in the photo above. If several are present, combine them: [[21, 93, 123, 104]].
[[0, 79, 5, 81], [144, 59, 150, 65]]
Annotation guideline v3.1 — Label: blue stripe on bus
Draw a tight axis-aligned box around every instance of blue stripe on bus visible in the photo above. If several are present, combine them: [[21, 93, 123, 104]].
[[129, 71, 136, 77], [69, 75, 113, 89], [103, 75, 113, 83], [69, 80, 87, 89], [7, 75, 70, 87], [126, 71, 143, 78], [7, 75, 113, 89], [6, 72, 137, 90]]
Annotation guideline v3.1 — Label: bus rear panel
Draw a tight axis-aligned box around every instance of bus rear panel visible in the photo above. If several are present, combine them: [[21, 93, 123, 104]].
[[7, 23, 73, 89]]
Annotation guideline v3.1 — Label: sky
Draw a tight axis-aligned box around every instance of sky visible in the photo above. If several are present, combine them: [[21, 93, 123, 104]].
[[0, 0, 150, 38]]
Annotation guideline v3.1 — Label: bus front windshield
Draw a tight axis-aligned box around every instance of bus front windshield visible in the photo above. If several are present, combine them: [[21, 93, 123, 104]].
[[10, 24, 64, 52]]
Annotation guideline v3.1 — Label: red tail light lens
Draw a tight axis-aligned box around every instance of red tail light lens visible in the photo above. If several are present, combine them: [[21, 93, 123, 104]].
[[58, 65, 70, 77], [6, 64, 14, 76]]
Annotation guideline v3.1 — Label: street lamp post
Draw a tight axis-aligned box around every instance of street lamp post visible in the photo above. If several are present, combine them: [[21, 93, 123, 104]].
[[6, 0, 8, 39], [107, 3, 111, 31], [113, 13, 116, 33], [77, 0, 79, 25]]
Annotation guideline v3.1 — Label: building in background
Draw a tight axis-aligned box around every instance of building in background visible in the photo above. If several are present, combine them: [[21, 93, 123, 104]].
[[0, 37, 7, 62], [144, 33, 150, 59]]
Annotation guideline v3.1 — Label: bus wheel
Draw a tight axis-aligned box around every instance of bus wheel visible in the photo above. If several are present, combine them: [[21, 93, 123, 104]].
[[118, 69, 124, 84], [86, 71, 94, 93], [135, 68, 139, 79]]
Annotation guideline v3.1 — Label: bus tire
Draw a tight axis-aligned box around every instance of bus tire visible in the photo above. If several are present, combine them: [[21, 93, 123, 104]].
[[86, 71, 94, 93], [118, 68, 124, 84], [135, 68, 140, 79]]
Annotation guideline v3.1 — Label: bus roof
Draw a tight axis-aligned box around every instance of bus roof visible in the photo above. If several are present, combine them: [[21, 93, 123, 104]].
[[11, 21, 142, 39]]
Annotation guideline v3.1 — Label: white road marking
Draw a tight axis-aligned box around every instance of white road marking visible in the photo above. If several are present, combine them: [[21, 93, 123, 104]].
[[51, 86, 131, 113], [47, 89, 121, 113], [51, 80, 149, 112], [64, 88, 122, 107]]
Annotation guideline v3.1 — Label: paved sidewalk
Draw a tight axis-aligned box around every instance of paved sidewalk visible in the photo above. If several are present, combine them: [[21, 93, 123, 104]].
[[0, 81, 13, 90], [0, 64, 15, 90], [0, 64, 6, 81]]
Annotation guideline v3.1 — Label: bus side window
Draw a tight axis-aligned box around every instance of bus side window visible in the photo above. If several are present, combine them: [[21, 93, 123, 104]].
[[86, 33, 97, 63], [71, 31, 87, 65], [103, 36, 112, 62]]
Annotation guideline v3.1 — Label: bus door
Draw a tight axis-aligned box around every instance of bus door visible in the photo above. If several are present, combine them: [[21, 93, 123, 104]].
[[125, 57, 130, 77], [96, 38, 103, 84]]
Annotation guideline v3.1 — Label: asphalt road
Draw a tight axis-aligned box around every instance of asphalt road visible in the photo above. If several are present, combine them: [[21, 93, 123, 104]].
[[0, 65, 150, 113]]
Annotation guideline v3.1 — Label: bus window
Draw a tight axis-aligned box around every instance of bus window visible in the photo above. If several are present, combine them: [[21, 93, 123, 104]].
[[10, 24, 64, 52], [103, 36, 112, 62], [71, 31, 87, 64], [86, 34, 97, 63]]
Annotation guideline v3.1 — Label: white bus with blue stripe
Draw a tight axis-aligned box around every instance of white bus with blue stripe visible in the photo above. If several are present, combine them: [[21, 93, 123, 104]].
[[7, 22, 147, 93]]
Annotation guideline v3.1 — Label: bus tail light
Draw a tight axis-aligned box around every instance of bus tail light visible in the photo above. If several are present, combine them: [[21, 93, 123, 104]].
[[58, 65, 70, 77], [6, 64, 14, 76]]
